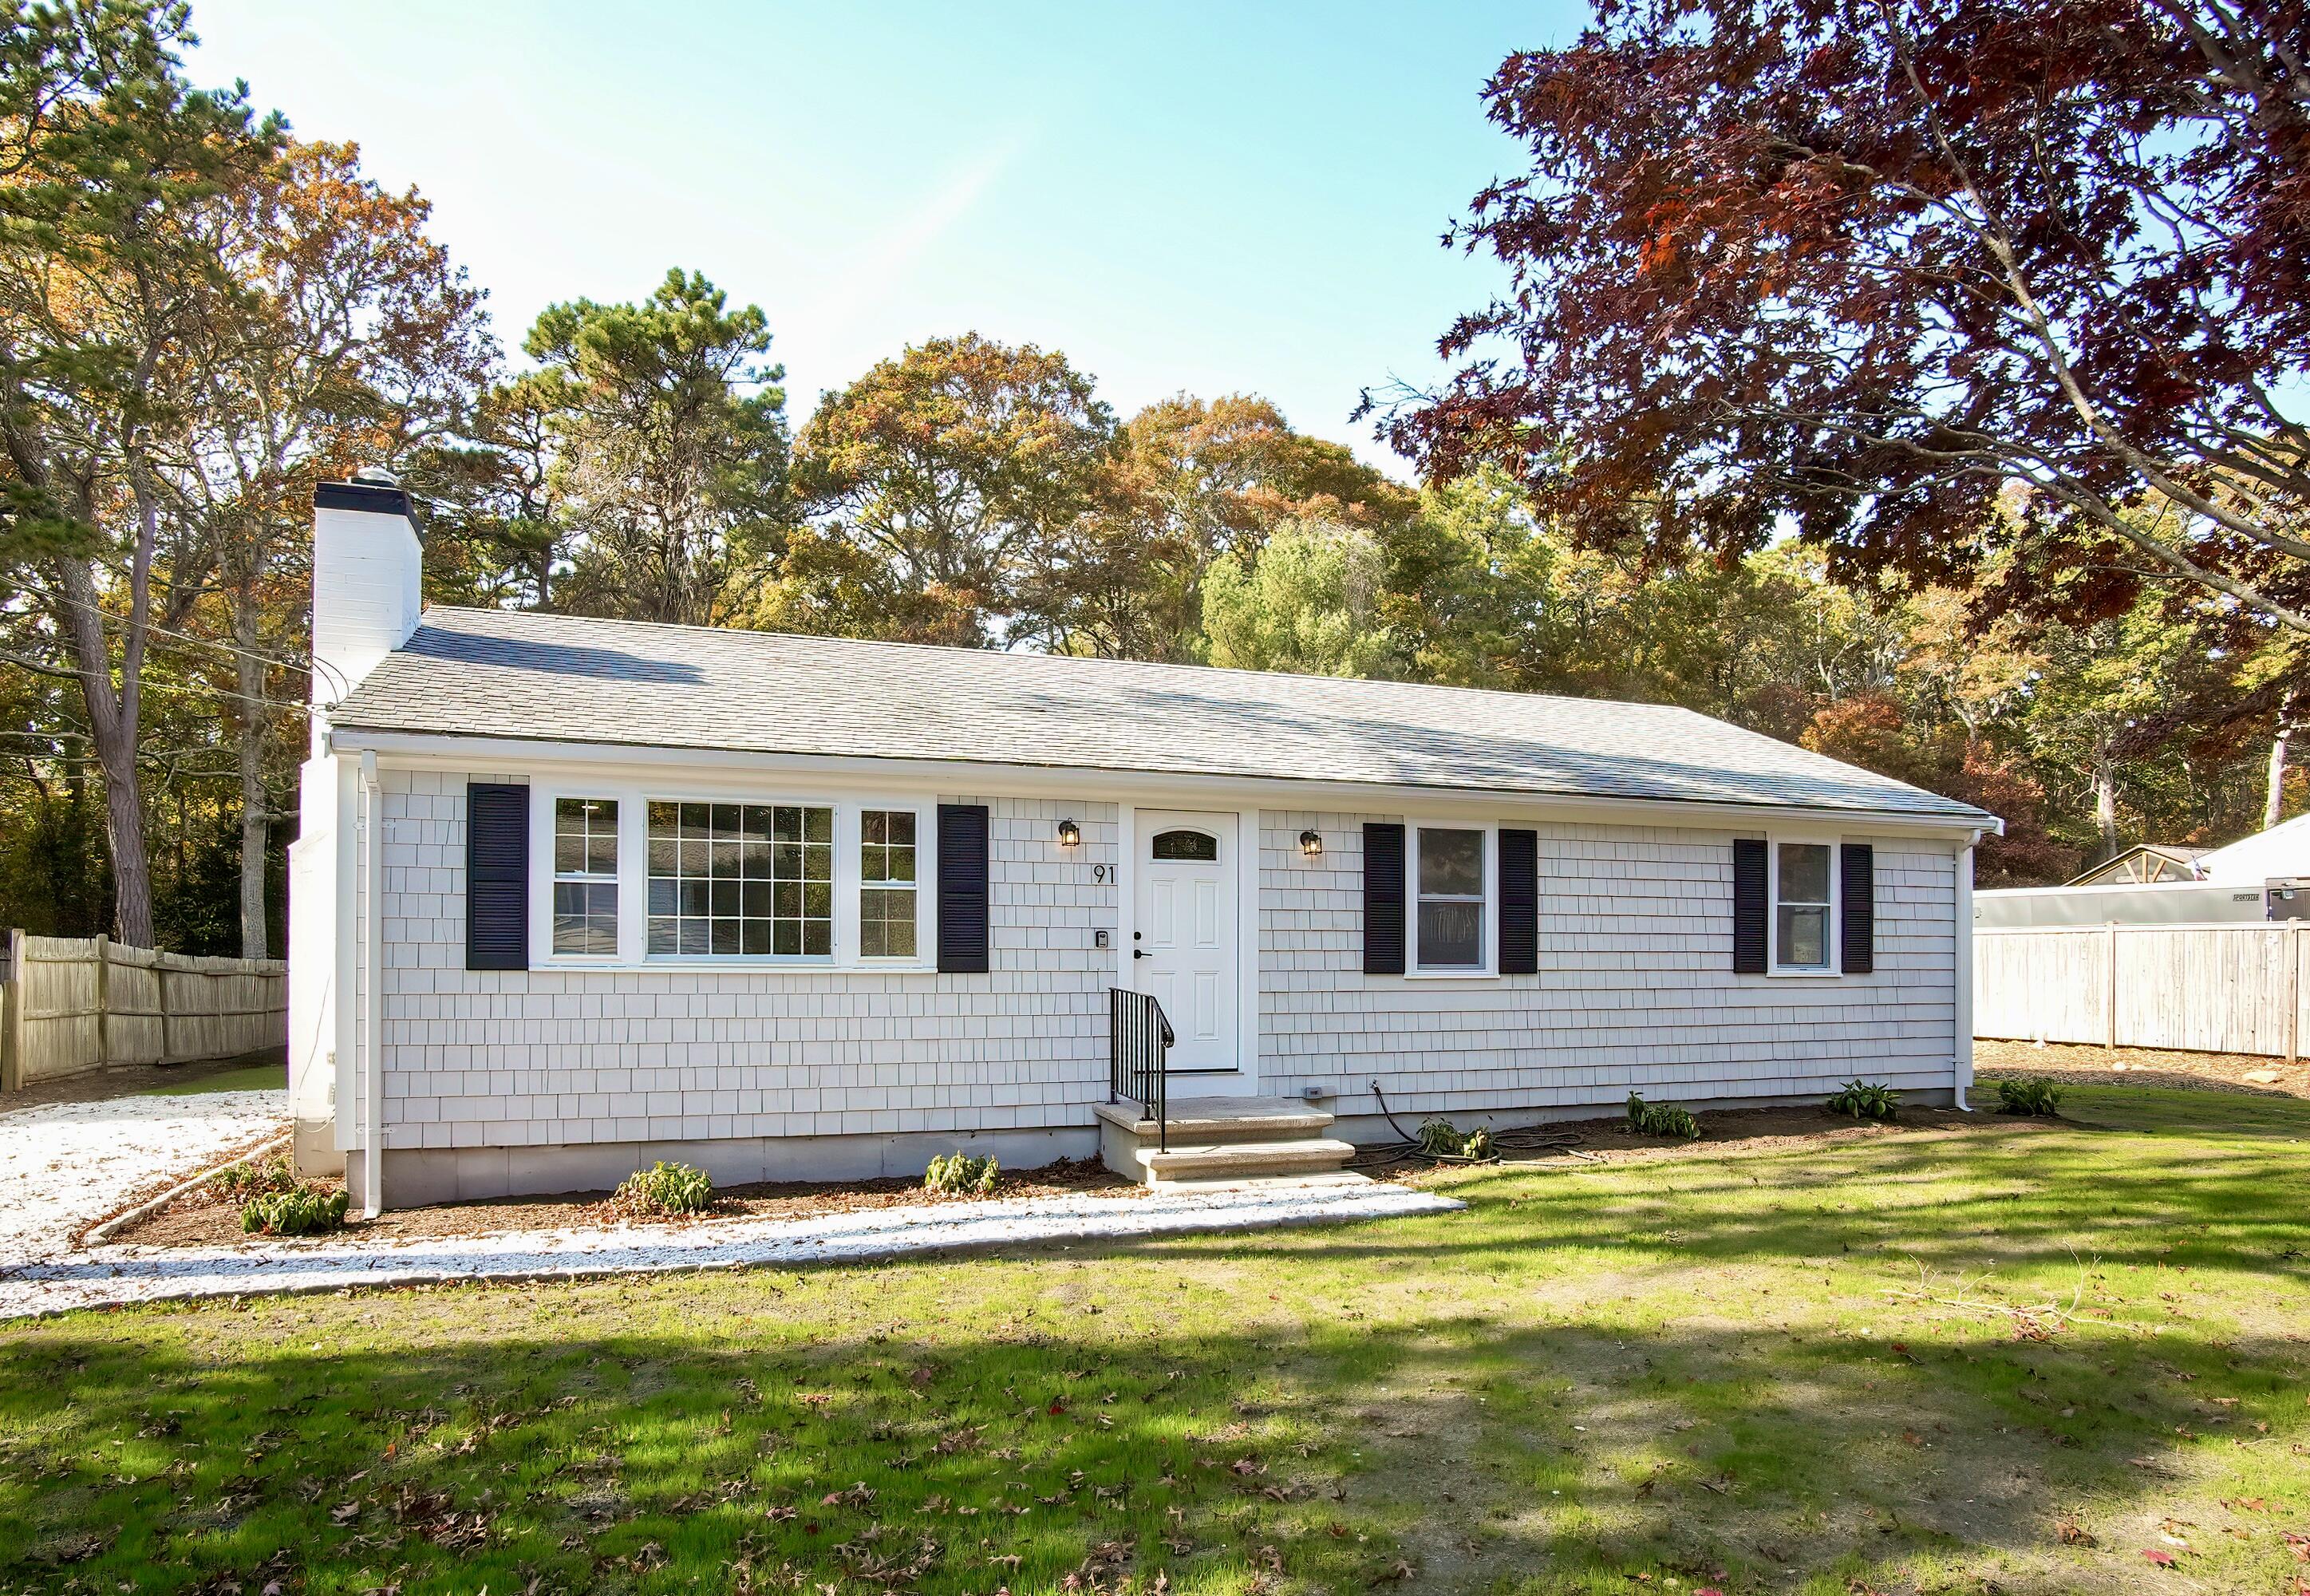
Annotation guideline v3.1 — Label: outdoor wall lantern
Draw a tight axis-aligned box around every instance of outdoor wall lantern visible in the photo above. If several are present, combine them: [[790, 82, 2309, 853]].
[[1299, 828, 1324, 859], [1057, 818, 1081, 848]]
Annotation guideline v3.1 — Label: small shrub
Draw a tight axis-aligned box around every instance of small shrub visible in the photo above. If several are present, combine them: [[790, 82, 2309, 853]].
[[215, 1152, 297, 1199], [240, 1183, 349, 1236], [923, 1152, 999, 1195], [1416, 1117, 1466, 1156], [1826, 1079, 1901, 1121], [1415, 1118, 1497, 1161], [610, 1160, 714, 1217], [1996, 1077, 2064, 1117], [1625, 1092, 1702, 1140]]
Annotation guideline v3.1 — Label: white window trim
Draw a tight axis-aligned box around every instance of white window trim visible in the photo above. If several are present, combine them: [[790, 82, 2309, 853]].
[[853, 804, 928, 964], [526, 784, 937, 973], [1767, 832, 1842, 978], [1406, 822, 1497, 978]]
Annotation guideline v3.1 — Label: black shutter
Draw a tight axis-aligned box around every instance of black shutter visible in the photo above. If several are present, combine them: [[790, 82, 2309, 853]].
[[1499, 828, 1538, 975], [937, 803, 990, 974], [1840, 842, 1876, 974], [465, 782, 528, 972], [1363, 822, 1406, 975], [1732, 837, 1768, 974]]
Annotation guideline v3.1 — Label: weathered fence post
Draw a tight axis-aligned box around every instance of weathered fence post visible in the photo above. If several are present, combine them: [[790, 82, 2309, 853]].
[[2292, 919, 2303, 1065], [2105, 922, 2119, 1050], [92, 934, 110, 1069], [0, 930, 22, 1092]]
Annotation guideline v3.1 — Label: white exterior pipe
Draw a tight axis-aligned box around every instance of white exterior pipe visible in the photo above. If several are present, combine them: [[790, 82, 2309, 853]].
[[1953, 839, 1976, 1110], [360, 749, 384, 1216]]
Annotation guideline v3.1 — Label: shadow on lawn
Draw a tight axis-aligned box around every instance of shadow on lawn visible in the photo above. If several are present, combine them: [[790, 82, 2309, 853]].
[[1, 1295, 2304, 1594]]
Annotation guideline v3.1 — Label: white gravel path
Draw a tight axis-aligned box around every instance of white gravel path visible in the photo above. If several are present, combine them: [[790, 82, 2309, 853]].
[[0, 1089, 1459, 1319], [0, 1088, 287, 1271]]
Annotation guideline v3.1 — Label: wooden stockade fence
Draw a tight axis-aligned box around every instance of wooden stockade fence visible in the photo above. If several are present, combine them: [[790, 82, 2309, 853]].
[[0, 931, 286, 1091], [1974, 921, 2310, 1059]]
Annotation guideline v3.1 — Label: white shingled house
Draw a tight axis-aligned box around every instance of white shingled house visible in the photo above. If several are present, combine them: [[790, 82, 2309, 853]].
[[288, 478, 2002, 1211]]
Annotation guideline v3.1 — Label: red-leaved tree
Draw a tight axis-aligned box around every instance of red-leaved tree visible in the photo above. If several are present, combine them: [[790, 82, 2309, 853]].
[[1381, 1, 2310, 633]]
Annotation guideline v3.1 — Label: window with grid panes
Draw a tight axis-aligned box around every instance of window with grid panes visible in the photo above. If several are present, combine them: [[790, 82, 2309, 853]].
[[551, 798, 619, 954], [646, 801, 831, 956], [858, 808, 918, 958]]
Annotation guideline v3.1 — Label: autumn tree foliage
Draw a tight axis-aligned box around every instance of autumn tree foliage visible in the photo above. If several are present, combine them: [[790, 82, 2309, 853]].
[[0, 0, 281, 946], [1017, 394, 1417, 662], [777, 334, 1111, 647], [1382, 0, 2310, 634]]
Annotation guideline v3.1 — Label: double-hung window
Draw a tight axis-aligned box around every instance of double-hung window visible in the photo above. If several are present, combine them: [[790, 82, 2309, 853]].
[[646, 801, 832, 957], [1772, 839, 1835, 972], [551, 798, 620, 955], [1414, 826, 1487, 970], [858, 808, 918, 958]]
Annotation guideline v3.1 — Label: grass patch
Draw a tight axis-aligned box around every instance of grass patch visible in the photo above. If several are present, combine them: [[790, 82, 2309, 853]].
[[2, 1084, 2307, 1593], [132, 1061, 282, 1097]]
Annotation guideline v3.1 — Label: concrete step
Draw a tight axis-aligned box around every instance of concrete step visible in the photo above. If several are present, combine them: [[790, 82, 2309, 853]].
[[1093, 1095, 1335, 1144], [1135, 1136, 1357, 1184]]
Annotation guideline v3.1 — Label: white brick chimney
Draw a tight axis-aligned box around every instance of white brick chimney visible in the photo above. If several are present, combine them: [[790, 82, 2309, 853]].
[[290, 470, 422, 1184], [309, 472, 423, 757]]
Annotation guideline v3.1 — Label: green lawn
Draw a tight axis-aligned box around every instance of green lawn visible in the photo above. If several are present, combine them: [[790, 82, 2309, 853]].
[[132, 1060, 284, 1097], [3, 1086, 2307, 1594]]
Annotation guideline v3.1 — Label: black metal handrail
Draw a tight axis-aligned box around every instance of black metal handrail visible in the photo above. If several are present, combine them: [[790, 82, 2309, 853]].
[[1108, 986, 1175, 1151]]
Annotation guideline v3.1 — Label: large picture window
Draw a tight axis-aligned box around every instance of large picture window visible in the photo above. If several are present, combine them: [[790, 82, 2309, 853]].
[[858, 808, 918, 958], [646, 801, 832, 957], [1773, 840, 1834, 971], [1415, 826, 1486, 970], [551, 797, 619, 954]]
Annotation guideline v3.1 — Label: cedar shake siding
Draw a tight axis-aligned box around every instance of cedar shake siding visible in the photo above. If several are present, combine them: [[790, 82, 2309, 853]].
[[355, 772, 1958, 1175]]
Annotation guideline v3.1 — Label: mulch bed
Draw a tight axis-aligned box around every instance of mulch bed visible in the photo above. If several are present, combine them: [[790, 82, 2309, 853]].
[[1431, 1101, 2013, 1172], [109, 1156, 1139, 1250], [1976, 1038, 2310, 1099], [114, 1081, 2131, 1249]]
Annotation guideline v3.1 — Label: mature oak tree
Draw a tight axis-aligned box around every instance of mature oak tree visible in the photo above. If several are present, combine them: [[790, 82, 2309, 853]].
[[784, 334, 1112, 647], [1016, 394, 1417, 661], [1381, 0, 2310, 637]]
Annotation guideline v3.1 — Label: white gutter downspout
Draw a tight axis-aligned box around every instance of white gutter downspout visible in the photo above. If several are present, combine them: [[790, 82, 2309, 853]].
[[1953, 834, 1977, 1111], [360, 750, 385, 1216]]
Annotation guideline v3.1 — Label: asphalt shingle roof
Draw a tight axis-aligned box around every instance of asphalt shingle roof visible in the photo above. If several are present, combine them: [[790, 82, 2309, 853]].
[[328, 606, 1992, 824]]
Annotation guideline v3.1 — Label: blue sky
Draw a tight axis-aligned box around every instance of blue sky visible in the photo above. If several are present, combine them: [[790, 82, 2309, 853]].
[[185, 2, 1593, 476]]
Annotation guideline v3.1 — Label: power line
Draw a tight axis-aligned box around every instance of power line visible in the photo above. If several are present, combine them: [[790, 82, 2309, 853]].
[[2, 579, 352, 700]]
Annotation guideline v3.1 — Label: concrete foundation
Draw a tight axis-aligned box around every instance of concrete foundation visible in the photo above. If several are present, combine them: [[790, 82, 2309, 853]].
[[346, 1124, 1098, 1210], [293, 1117, 346, 1179]]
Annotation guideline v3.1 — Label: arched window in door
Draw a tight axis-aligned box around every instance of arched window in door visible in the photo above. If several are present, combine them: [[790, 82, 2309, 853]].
[[1150, 829, 1219, 863]]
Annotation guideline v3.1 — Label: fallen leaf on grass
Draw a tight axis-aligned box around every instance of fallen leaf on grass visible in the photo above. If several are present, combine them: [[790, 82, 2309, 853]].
[[2141, 1547, 2176, 1566]]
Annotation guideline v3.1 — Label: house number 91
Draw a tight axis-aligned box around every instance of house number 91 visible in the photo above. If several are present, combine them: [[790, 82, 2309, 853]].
[[1091, 864, 1111, 883]]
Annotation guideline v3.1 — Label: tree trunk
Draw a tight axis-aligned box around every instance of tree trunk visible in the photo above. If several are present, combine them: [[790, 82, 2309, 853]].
[[2092, 757, 2121, 863], [52, 552, 156, 946], [233, 579, 270, 959], [2266, 691, 2301, 832]]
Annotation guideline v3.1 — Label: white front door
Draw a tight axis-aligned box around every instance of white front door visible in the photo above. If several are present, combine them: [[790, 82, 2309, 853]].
[[1135, 809, 1239, 1074]]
